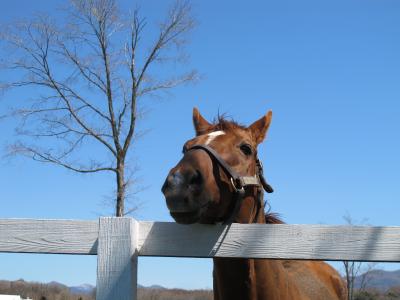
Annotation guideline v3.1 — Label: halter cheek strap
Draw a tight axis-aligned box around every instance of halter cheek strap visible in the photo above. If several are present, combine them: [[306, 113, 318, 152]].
[[187, 144, 273, 224]]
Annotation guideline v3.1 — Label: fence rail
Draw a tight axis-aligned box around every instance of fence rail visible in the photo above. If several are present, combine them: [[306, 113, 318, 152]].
[[1, 217, 400, 299]]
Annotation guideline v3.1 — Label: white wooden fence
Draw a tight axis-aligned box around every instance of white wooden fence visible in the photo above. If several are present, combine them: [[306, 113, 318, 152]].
[[1, 217, 400, 299]]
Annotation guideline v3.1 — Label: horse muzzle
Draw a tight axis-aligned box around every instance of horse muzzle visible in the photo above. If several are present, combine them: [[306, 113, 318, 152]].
[[162, 169, 204, 224]]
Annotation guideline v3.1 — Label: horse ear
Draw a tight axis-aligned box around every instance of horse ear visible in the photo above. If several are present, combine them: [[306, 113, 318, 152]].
[[248, 110, 273, 144], [193, 107, 212, 135]]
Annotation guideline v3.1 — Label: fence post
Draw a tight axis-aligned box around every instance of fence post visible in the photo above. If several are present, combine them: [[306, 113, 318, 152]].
[[96, 217, 138, 300]]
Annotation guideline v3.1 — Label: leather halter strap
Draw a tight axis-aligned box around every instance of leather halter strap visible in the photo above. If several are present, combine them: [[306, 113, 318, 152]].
[[187, 144, 273, 224]]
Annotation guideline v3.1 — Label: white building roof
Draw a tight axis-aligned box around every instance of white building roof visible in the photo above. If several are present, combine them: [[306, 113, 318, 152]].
[[0, 295, 32, 300]]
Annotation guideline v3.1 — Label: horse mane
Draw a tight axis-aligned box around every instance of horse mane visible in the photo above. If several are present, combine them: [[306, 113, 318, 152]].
[[211, 114, 247, 132], [265, 212, 284, 224]]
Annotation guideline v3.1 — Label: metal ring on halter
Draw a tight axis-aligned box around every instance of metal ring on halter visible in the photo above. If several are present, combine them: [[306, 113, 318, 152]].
[[230, 177, 245, 193]]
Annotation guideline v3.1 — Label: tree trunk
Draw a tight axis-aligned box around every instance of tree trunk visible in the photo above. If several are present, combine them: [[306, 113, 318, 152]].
[[116, 159, 125, 217]]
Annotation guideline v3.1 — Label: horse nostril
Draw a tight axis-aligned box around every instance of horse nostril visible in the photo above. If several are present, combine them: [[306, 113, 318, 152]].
[[162, 170, 202, 195], [165, 171, 184, 189], [189, 170, 203, 187]]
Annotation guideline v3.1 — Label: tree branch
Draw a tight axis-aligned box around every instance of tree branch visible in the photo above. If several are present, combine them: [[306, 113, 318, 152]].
[[122, 1, 194, 155], [138, 70, 198, 97], [10, 143, 116, 174], [57, 42, 107, 93]]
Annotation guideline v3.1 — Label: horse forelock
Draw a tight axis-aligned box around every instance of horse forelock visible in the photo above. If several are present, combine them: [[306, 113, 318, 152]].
[[210, 114, 247, 132]]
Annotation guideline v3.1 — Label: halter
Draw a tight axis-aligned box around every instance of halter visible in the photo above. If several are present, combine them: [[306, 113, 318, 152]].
[[187, 144, 273, 224]]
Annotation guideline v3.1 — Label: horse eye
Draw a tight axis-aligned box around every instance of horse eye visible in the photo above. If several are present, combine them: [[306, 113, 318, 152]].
[[182, 145, 188, 154], [240, 144, 253, 156]]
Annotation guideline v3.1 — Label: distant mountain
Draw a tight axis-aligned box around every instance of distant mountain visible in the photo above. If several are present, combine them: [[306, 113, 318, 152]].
[[2, 270, 400, 298], [0, 279, 93, 300], [355, 269, 400, 291], [69, 283, 95, 295], [48, 281, 67, 289], [68, 282, 169, 294], [144, 284, 167, 290], [47, 281, 94, 295]]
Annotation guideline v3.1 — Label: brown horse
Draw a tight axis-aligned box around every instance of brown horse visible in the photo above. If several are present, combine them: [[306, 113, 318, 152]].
[[162, 108, 347, 300]]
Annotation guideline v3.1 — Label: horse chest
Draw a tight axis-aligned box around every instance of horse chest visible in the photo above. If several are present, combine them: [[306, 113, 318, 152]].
[[213, 258, 256, 300], [213, 258, 306, 300]]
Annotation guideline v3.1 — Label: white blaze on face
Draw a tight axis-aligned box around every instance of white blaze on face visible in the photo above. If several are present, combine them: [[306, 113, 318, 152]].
[[205, 130, 225, 145]]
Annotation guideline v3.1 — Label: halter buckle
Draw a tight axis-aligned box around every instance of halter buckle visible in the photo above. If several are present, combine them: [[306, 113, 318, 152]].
[[230, 177, 245, 193]]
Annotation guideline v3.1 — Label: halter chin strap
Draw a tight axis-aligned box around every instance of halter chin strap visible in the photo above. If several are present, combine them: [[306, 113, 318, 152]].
[[187, 144, 273, 224]]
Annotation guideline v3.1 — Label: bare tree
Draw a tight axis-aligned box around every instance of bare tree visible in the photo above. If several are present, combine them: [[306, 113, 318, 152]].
[[343, 258, 362, 300], [342, 214, 378, 300], [0, 0, 197, 216]]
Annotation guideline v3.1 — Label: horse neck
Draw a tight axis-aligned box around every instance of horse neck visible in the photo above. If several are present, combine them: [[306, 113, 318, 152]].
[[234, 191, 265, 224], [213, 194, 297, 300]]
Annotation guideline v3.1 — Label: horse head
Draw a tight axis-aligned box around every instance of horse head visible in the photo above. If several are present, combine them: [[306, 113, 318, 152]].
[[162, 107, 272, 224]]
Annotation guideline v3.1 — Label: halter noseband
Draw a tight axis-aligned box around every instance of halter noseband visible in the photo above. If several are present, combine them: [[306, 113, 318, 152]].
[[187, 144, 273, 224]]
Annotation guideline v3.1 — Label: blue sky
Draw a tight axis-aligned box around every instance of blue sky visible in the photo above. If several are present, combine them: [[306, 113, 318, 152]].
[[1, 0, 400, 290]]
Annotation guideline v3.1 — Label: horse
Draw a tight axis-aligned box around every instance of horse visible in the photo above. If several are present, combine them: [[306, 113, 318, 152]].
[[162, 108, 347, 300]]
